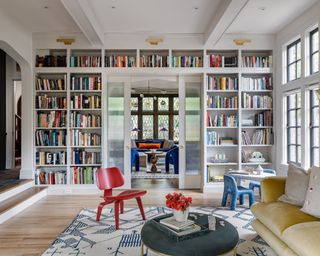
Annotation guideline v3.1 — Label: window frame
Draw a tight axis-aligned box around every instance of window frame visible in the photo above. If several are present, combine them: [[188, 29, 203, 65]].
[[286, 92, 302, 165], [310, 28, 319, 75], [310, 89, 319, 166], [287, 38, 302, 82]]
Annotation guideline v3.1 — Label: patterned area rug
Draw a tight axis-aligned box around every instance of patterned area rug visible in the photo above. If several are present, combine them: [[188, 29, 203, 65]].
[[42, 206, 276, 256]]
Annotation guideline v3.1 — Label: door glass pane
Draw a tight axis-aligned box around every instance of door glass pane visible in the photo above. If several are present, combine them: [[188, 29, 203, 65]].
[[288, 64, 296, 81], [288, 45, 296, 63], [142, 115, 153, 139], [173, 115, 179, 141], [297, 60, 301, 78], [288, 110, 296, 126], [158, 115, 169, 139], [174, 97, 179, 111], [185, 82, 201, 175], [158, 97, 169, 111], [131, 115, 138, 140], [313, 148, 319, 166], [312, 31, 319, 52], [312, 53, 319, 73], [289, 145, 296, 163], [313, 128, 319, 148], [107, 83, 124, 172], [297, 146, 301, 164], [297, 42, 301, 60], [142, 97, 154, 111], [289, 128, 296, 144], [288, 94, 296, 109]]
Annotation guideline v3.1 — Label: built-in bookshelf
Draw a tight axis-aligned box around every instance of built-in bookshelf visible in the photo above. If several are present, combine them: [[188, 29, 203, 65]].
[[204, 50, 273, 189], [33, 48, 273, 192], [34, 71, 103, 186]]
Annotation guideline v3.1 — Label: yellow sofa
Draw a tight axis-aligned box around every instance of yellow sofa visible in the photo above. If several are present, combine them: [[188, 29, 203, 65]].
[[251, 177, 320, 256]]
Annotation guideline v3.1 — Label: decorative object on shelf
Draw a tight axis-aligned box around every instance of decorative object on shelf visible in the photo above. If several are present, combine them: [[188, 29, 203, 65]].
[[248, 151, 265, 163], [255, 165, 263, 175], [211, 154, 228, 163], [166, 192, 192, 222]]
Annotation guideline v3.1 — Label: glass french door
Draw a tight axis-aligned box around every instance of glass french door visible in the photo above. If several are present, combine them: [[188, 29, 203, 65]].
[[179, 75, 202, 189], [106, 77, 131, 188]]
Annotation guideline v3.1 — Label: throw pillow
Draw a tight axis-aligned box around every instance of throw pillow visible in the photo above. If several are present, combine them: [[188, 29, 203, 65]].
[[301, 166, 320, 217], [278, 163, 310, 206], [138, 143, 161, 149], [163, 139, 174, 149]]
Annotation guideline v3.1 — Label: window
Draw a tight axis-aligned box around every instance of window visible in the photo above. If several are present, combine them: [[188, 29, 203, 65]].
[[287, 39, 301, 82], [286, 92, 302, 164], [130, 95, 179, 141], [310, 28, 319, 74], [310, 89, 319, 166]]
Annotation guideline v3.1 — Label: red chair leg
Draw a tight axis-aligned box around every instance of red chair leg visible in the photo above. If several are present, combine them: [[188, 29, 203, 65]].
[[136, 197, 146, 220], [96, 201, 108, 221], [114, 201, 120, 230], [120, 201, 124, 214]]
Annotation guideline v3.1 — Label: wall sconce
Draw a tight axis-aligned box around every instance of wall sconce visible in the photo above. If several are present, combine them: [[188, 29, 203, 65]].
[[233, 39, 251, 46], [56, 38, 75, 45]]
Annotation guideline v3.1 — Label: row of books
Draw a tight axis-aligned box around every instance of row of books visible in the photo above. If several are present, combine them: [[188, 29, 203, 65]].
[[70, 130, 101, 146], [36, 55, 67, 67], [70, 95, 101, 109], [253, 111, 273, 126], [207, 54, 237, 68], [71, 76, 101, 91], [36, 78, 65, 91], [36, 96, 67, 109], [241, 129, 274, 145], [207, 113, 238, 127], [207, 76, 238, 90], [207, 131, 235, 145], [242, 76, 272, 91], [37, 111, 67, 128], [36, 151, 66, 165], [172, 56, 203, 68], [35, 169, 67, 185], [72, 167, 98, 184], [70, 56, 102, 67], [242, 94, 272, 109], [69, 112, 101, 128], [140, 55, 169, 68], [72, 150, 102, 165], [105, 55, 136, 67], [207, 96, 238, 109], [241, 55, 272, 68], [35, 130, 66, 147]]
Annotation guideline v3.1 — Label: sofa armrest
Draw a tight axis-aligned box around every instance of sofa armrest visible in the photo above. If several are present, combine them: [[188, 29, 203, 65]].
[[261, 177, 286, 203]]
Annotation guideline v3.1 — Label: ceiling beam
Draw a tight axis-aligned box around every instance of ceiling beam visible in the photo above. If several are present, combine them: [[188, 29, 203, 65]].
[[204, 0, 249, 47], [60, 0, 104, 46]]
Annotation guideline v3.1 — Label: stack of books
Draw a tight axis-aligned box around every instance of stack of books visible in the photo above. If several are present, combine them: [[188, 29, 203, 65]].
[[159, 216, 201, 237], [220, 137, 234, 145]]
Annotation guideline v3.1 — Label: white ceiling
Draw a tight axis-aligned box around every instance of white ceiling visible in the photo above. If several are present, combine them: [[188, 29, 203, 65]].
[[0, 0, 318, 38], [90, 0, 222, 34], [227, 0, 318, 34], [0, 0, 80, 33]]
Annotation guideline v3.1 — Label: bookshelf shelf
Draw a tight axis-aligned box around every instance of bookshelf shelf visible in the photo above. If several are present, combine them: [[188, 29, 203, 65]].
[[242, 144, 273, 147], [241, 162, 272, 165], [207, 162, 238, 166], [242, 108, 273, 111], [207, 108, 238, 111], [206, 127, 238, 129], [69, 127, 101, 130], [207, 145, 238, 147], [35, 146, 67, 149], [70, 164, 102, 167], [70, 146, 101, 148], [207, 90, 238, 93], [70, 109, 101, 111], [35, 165, 67, 167], [242, 126, 273, 129]]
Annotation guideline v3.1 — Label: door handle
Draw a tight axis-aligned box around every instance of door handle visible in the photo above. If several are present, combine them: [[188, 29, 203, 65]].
[[126, 145, 130, 150], [179, 145, 184, 149]]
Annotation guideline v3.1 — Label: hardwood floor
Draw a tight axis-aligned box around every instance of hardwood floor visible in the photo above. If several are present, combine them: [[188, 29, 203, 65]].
[[0, 188, 223, 256]]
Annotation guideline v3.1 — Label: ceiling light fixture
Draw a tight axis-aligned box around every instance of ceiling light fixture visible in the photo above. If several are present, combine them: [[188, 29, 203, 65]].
[[56, 38, 75, 45], [233, 39, 251, 46], [145, 37, 164, 46], [258, 6, 266, 11]]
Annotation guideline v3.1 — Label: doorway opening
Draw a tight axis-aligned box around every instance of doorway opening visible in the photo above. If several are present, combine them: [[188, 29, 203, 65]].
[[130, 78, 179, 189]]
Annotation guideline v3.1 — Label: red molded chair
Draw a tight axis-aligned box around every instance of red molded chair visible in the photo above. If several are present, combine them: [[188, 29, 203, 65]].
[[95, 167, 147, 230]]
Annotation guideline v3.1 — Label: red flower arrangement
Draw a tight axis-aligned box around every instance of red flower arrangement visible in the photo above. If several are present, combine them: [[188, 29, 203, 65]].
[[165, 192, 192, 211]]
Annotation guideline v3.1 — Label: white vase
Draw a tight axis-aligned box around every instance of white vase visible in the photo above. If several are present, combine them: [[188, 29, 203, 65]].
[[173, 207, 189, 222]]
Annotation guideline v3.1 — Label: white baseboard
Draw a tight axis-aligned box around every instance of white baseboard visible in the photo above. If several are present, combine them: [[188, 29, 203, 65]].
[[0, 188, 47, 224]]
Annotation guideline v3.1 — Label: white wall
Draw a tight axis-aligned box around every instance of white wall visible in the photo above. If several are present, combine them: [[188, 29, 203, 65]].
[[274, 2, 320, 175], [0, 9, 33, 178]]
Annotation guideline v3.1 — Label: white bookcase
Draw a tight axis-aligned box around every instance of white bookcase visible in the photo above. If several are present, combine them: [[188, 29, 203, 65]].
[[33, 47, 273, 192]]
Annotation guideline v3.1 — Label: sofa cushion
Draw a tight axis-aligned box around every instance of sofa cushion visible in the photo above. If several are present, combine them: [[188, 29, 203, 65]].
[[163, 139, 174, 149], [282, 221, 320, 256], [278, 163, 309, 206], [251, 202, 318, 237], [301, 166, 320, 218], [138, 143, 161, 149]]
